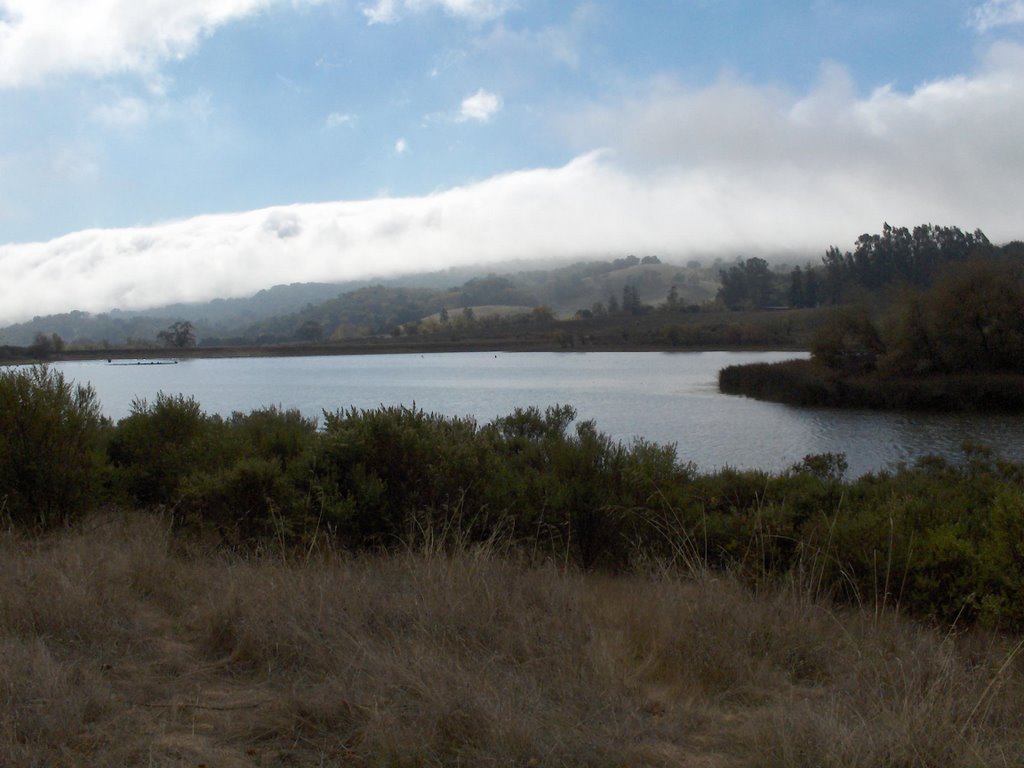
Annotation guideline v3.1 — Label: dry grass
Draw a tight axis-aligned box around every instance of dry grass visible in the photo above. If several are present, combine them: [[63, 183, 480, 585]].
[[1, 514, 1022, 767]]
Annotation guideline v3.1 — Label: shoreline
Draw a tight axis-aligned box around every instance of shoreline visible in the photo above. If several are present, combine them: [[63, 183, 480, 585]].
[[2, 307, 824, 364], [12, 338, 808, 365]]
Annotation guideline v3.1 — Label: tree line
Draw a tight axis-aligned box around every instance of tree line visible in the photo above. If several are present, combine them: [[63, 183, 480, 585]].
[[716, 223, 1017, 311], [812, 258, 1024, 377], [719, 250, 1024, 410]]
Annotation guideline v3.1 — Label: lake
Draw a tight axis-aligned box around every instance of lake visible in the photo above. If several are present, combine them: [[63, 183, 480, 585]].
[[52, 351, 1024, 478]]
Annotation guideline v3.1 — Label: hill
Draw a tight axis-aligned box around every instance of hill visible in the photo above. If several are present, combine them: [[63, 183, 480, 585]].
[[1, 255, 718, 348], [0, 282, 353, 347]]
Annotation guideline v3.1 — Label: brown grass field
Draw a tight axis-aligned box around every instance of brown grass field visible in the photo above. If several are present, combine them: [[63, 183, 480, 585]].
[[2, 513, 1023, 767]]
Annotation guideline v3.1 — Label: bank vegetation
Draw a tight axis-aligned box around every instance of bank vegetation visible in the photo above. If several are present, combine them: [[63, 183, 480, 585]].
[[3, 365, 1024, 765], [720, 256, 1024, 411]]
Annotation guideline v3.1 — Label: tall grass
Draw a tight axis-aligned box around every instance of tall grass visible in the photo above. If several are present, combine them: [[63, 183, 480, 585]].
[[1, 515, 1022, 767]]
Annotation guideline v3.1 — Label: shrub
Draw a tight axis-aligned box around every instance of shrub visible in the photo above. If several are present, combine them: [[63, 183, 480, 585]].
[[977, 488, 1024, 628], [107, 393, 228, 506], [311, 405, 489, 543], [179, 457, 303, 544], [0, 366, 105, 527], [227, 406, 318, 469]]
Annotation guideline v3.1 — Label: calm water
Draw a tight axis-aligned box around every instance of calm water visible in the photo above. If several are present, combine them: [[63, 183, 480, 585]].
[[52, 351, 1024, 477]]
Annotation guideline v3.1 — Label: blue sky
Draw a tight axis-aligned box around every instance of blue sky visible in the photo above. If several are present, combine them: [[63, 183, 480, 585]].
[[2, 0, 1024, 321]]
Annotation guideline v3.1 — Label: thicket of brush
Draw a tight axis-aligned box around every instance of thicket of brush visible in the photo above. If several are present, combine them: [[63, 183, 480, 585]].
[[4, 365, 1024, 631], [718, 358, 1024, 411]]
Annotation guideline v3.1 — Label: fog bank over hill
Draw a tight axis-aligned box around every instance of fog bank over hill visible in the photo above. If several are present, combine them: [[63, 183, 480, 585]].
[[0, 151, 831, 325], [0, 254, 728, 347], [4, 4, 1024, 327]]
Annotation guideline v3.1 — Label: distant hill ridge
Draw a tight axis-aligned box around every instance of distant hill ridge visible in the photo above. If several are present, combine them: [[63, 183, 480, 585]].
[[2, 255, 720, 347]]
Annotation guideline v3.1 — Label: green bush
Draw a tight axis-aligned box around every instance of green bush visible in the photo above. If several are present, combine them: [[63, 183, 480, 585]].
[[0, 366, 105, 527], [5, 373, 1024, 629], [977, 488, 1024, 628], [226, 407, 318, 469], [107, 393, 224, 505], [310, 405, 492, 544], [178, 457, 304, 544]]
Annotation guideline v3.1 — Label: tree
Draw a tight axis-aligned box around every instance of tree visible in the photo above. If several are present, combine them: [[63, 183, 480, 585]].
[[718, 257, 775, 309], [804, 268, 820, 308], [30, 332, 53, 356], [817, 224, 993, 303], [0, 366, 105, 526], [871, 260, 1024, 376], [666, 285, 680, 310], [158, 321, 196, 349], [457, 276, 536, 307], [28, 332, 65, 357], [880, 294, 936, 375], [295, 320, 323, 342], [532, 306, 555, 322], [810, 305, 886, 373], [744, 257, 773, 308], [789, 266, 805, 308], [621, 284, 643, 315], [921, 260, 1024, 373]]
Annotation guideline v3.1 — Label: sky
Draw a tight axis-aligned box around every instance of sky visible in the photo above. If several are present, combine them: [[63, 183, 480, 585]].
[[2, 0, 1024, 323]]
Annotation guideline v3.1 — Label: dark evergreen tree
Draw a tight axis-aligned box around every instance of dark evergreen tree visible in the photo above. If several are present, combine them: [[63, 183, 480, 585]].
[[666, 285, 680, 310], [789, 266, 805, 308], [622, 284, 643, 315], [717, 257, 774, 309]]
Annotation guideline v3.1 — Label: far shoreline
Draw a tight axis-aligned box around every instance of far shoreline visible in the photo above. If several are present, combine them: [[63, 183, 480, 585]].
[[10, 339, 809, 366]]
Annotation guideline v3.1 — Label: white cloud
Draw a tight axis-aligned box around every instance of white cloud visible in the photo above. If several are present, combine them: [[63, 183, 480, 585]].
[[458, 88, 502, 122], [560, 43, 1024, 228], [362, 0, 512, 25], [362, 0, 398, 23], [394, 137, 408, 153], [972, 0, 1024, 31], [90, 96, 150, 127], [477, 4, 597, 70], [0, 0, 324, 88], [3, 44, 1024, 324], [325, 111, 355, 128], [88, 90, 212, 132], [49, 142, 101, 183]]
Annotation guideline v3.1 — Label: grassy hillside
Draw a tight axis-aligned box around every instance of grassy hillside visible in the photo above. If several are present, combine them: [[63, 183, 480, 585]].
[[557, 260, 718, 313], [0, 256, 722, 348]]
